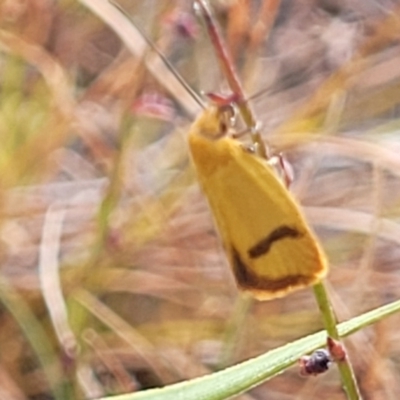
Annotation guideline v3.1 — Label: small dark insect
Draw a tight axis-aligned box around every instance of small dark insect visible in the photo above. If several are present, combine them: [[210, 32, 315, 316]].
[[299, 349, 331, 376]]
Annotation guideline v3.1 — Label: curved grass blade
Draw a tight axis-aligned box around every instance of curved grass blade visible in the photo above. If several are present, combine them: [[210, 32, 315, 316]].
[[0, 277, 65, 400], [99, 298, 400, 400]]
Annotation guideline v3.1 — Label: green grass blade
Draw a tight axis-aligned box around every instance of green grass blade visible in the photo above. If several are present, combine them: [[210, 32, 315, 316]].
[[0, 277, 65, 400], [99, 298, 400, 400]]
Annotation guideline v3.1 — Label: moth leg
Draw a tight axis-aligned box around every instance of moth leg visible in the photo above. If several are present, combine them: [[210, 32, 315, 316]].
[[267, 153, 294, 188], [238, 124, 294, 188], [235, 122, 294, 188], [240, 143, 257, 154], [232, 121, 263, 140]]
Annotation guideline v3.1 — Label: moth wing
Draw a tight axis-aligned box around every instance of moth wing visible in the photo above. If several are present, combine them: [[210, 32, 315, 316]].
[[190, 136, 327, 300]]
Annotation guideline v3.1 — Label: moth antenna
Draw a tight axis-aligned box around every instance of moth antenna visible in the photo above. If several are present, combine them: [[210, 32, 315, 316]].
[[194, 0, 246, 104], [109, 1, 206, 110], [246, 72, 314, 104], [194, 0, 269, 159], [246, 86, 271, 103]]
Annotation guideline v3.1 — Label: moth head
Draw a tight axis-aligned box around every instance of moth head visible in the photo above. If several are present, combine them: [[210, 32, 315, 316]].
[[195, 105, 236, 140]]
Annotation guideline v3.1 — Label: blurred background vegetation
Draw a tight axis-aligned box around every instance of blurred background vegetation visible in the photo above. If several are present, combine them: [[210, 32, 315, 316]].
[[1, 0, 400, 399]]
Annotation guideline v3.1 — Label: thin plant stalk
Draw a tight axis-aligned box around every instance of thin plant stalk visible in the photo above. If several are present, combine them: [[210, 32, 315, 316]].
[[313, 283, 362, 400], [195, 0, 268, 159], [217, 296, 253, 369], [195, 1, 362, 398]]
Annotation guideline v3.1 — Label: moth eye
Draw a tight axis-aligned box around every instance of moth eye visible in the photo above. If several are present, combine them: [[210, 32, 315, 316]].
[[217, 105, 236, 135], [219, 120, 228, 133]]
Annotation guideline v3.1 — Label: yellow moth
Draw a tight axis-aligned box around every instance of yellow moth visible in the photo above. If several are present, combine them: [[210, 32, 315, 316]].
[[108, 0, 327, 301], [188, 105, 328, 300]]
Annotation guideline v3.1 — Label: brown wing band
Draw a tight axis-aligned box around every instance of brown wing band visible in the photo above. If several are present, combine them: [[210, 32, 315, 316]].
[[248, 225, 302, 259], [231, 246, 314, 292]]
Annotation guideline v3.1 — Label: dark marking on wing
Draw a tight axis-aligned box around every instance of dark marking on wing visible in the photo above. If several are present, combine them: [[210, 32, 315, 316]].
[[231, 246, 314, 292], [248, 225, 302, 259]]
